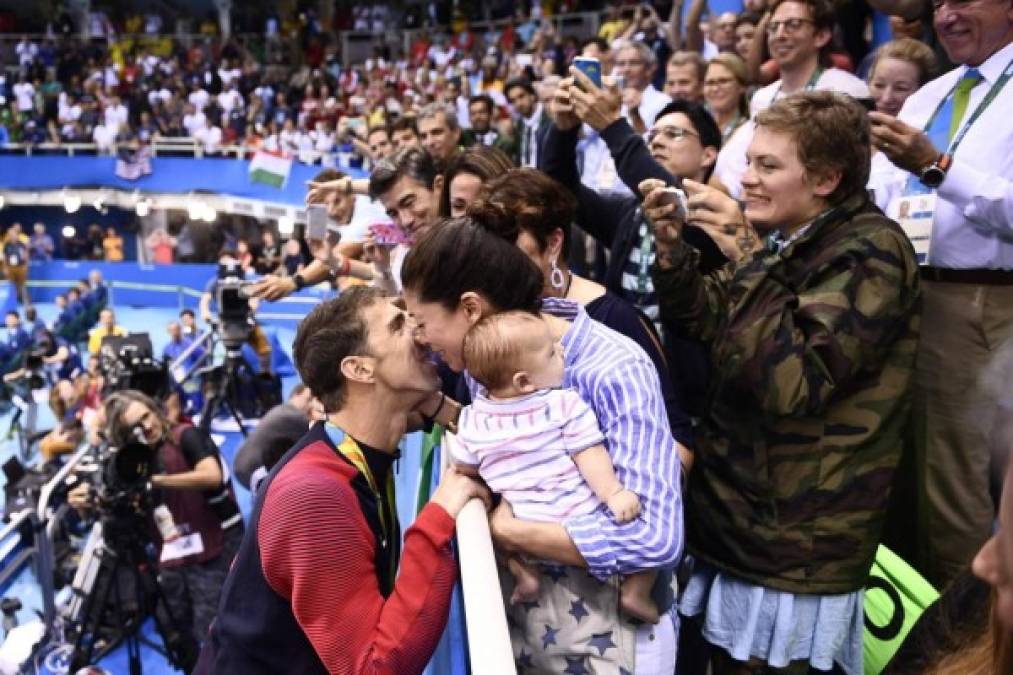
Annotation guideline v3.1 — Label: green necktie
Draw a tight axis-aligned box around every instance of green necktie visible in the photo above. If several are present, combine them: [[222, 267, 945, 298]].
[[949, 68, 983, 141]]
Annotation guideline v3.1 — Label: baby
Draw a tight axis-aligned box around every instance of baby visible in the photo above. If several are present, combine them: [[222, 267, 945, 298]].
[[446, 311, 659, 623]]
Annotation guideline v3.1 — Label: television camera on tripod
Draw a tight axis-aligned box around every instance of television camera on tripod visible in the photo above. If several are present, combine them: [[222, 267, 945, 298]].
[[191, 259, 281, 436]]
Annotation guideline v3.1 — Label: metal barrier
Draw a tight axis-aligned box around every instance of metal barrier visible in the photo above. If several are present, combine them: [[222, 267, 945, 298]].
[[0, 507, 56, 627]]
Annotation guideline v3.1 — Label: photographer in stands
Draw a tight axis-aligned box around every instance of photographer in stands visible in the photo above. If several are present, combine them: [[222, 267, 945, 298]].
[[70, 390, 243, 648]]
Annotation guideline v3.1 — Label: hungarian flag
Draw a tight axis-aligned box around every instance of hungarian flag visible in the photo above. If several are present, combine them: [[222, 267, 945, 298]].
[[249, 150, 292, 189]]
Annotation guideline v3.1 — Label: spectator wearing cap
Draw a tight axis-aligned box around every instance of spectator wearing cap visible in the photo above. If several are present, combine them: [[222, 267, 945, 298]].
[[867, 0, 1013, 589], [714, 0, 870, 198], [504, 77, 551, 168]]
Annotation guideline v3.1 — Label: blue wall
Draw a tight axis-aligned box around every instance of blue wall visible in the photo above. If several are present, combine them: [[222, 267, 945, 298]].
[[0, 155, 366, 207]]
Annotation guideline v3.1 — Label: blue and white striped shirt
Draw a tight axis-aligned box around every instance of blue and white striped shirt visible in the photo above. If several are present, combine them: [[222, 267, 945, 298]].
[[469, 298, 684, 579]]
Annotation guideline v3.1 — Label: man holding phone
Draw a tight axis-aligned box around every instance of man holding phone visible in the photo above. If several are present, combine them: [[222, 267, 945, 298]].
[[543, 67, 726, 418]]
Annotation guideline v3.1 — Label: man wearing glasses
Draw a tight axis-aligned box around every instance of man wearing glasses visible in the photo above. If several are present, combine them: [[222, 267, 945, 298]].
[[868, 0, 1013, 588], [543, 69, 728, 420], [713, 0, 869, 197]]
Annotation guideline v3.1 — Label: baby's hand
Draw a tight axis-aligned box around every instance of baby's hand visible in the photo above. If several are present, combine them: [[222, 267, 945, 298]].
[[607, 489, 641, 523]]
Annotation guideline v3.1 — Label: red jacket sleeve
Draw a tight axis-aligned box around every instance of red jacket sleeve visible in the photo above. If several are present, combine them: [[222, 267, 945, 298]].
[[259, 460, 457, 674]]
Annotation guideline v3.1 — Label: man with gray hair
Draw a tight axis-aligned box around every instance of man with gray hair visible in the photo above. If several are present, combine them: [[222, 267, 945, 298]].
[[417, 102, 462, 164], [613, 39, 672, 133]]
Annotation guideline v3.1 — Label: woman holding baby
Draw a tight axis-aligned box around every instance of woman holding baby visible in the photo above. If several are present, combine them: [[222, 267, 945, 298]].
[[402, 218, 684, 673]]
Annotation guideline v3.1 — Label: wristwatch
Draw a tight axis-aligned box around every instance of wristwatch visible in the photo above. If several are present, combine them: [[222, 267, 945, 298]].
[[293, 273, 307, 290], [919, 153, 952, 189]]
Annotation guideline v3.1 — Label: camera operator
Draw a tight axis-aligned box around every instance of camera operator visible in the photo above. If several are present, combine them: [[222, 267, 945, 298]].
[[70, 390, 243, 646], [4, 326, 83, 385], [199, 249, 272, 374]]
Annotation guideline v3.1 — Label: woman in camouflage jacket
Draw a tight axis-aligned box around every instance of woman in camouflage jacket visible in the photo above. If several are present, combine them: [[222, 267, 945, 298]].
[[645, 91, 922, 675]]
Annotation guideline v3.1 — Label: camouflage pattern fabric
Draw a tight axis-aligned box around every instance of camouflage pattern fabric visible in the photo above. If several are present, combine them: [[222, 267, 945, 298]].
[[652, 193, 921, 594]]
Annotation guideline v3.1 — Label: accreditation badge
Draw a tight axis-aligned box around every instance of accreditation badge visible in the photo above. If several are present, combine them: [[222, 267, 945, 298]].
[[893, 191, 937, 265], [160, 532, 204, 563]]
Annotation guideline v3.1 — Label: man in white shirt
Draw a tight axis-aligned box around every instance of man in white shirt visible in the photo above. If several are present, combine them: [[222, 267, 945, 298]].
[[92, 122, 117, 154], [217, 82, 243, 116], [713, 0, 869, 197], [182, 104, 207, 137], [13, 77, 35, 114], [103, 95, 129, 133], [867, 0, 1013, 588], [188, 84, 210, 112], [194, 117, 223, 155]]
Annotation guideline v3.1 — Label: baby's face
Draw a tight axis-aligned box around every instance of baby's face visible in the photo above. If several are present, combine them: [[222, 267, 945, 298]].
[[519, 323, 566, 391]]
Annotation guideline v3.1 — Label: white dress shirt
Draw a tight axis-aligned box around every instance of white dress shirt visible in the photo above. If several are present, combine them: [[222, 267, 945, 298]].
[[870, 40, 1013, 270]]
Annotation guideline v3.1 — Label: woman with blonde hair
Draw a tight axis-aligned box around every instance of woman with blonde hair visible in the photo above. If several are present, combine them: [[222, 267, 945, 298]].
[[703, 53, 751, 143], [867, 38, 937, 118]]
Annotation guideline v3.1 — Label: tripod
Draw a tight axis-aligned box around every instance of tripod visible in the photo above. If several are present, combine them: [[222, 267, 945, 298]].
[[67, 515, 197, 674], [197, 340, 256, 438]]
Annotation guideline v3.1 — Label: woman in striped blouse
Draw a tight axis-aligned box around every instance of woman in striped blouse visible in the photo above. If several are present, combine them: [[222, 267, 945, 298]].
[[402, 218, 685, 673]]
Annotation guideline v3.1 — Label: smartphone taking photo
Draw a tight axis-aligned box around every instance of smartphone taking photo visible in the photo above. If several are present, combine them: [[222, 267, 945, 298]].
[[306, 204, 328, 240], [573, 57, 603, 89]]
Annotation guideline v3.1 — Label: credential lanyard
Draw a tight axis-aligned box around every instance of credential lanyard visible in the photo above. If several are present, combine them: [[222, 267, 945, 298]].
[[636, 217, 654, 295], [922, 58, 1013, 156], [772, 66, 824, 102], [327, 424, 398, 584]]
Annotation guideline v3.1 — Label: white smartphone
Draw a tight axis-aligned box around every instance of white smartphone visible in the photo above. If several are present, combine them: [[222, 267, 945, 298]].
[[306, 204, 328, 240]]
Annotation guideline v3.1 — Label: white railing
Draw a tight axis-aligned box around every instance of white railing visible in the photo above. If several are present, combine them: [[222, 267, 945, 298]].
[[439, 434, 517, 675]]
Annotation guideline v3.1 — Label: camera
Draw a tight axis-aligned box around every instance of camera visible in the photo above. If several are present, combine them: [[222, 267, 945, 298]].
[[99, 333, 168, 399], [214, 261, 255, 348]]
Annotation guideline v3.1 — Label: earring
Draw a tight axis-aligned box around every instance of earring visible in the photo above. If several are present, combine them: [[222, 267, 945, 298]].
[[549, 258, 565, 290]]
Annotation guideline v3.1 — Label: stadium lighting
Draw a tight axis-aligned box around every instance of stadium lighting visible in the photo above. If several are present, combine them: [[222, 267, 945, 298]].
[[277, 216, 295, 236], [64, 194, 82, 213], [0, 195, 5, 209], [187, 200, 203, 221], [136, 199, 152, 217], [62, 225, 76, 238], [201, 204, 218, 222]]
